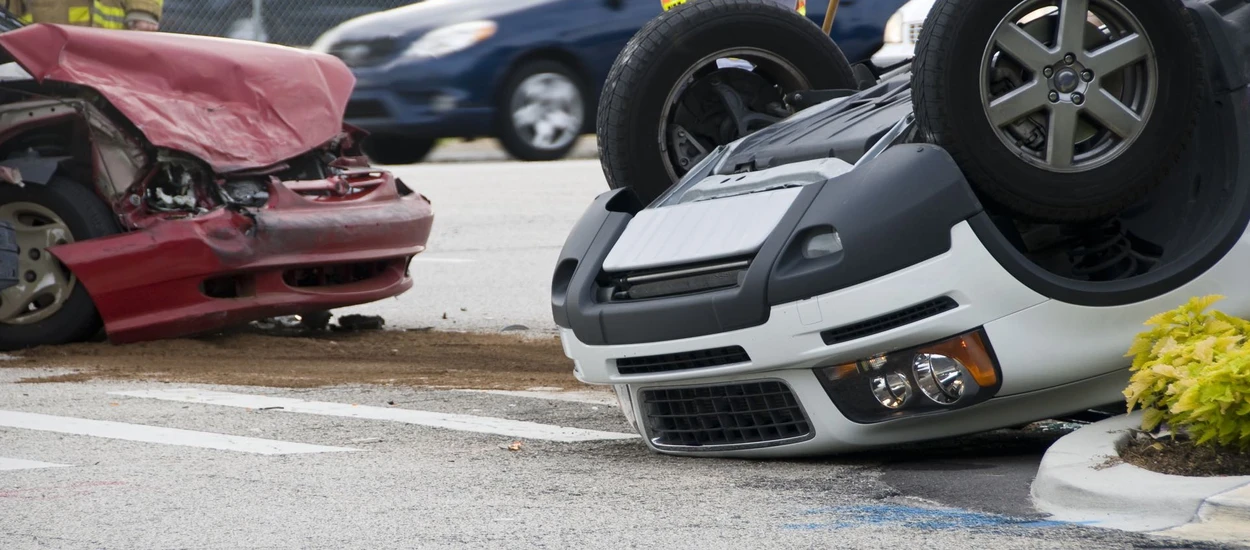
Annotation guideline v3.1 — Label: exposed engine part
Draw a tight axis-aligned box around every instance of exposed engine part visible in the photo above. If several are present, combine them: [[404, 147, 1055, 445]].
[[145, 158, 211, 213], [221, 179, 270, 207]]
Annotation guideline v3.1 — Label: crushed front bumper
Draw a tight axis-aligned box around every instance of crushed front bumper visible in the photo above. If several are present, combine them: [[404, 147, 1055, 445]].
[[48, 170, 434, 344]]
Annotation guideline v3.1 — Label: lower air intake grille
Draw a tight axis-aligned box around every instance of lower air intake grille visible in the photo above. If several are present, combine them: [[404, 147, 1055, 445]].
[[640, 381, 812, 450], [821, 297, 958, 345], [616, 346, 750, 375]]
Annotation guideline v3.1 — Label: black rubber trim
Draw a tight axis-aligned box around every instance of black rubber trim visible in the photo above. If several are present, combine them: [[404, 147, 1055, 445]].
[[767, 144, 983, 306], [0, 221, 16, 292], [558, 182, 821, 346], [551, 187, 642, 330], [821, 296, 958, 345], [616, 346, 750, 375]]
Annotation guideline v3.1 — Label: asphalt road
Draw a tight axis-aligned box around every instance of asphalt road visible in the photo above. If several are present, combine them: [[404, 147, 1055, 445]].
[[2, 158, 1235, 549], [0, 374, 1214, 549]]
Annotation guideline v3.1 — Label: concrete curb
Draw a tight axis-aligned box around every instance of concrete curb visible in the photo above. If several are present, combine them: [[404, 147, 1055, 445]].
[[1031, 412, 1250, 545]]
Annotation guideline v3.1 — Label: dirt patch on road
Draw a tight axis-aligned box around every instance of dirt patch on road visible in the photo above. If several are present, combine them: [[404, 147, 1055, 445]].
[[4, 329, 591, 392]]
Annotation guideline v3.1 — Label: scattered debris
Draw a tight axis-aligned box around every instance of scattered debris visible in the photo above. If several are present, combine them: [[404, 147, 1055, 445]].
[[334, 315, 386, 332], [501, 325, 530, 332], [351, 437, 384, 445], [506, 441, 524, 452], [256, 406, 283, 411], [0, 165, 22, 186], [442, 312, 448, 320], [300, 311, 334, 331]]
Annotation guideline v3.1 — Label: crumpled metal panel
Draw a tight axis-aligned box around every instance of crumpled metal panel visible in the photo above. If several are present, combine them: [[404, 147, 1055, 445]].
[[47, 171, 435, 343], [0, 23, 355, 173]]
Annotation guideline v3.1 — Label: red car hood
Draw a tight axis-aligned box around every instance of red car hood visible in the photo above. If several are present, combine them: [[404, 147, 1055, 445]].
[[0, 24, 355, 173]]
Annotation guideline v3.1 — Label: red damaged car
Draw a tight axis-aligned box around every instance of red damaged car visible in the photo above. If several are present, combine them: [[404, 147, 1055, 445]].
[[0, 21, 435, 351]]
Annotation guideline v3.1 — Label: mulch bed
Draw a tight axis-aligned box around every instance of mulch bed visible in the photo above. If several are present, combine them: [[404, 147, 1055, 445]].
[[1120, 435, 1250, 477]]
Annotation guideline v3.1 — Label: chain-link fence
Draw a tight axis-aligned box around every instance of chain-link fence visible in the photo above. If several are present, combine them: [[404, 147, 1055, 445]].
[[160, 0, 419, 47]]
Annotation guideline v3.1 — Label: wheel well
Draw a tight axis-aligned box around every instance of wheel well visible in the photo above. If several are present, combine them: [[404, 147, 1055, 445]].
[[0, 121, 96, 191], [495, 48, 597, 132]]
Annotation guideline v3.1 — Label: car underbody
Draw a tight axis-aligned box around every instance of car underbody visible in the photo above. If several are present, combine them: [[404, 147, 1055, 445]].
[[0, 24, 435, 348]]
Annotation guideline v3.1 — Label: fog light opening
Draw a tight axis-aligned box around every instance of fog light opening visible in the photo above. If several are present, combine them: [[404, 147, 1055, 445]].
[[802, 226, 843, 259], [912, 353, 969, 405], [870, 372, 912, 409]]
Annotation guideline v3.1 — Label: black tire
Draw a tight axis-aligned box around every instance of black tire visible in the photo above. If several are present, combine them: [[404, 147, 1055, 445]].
[[598, 0, 857, 205], [912, 0, 1204, 223], [361, 135, 437, 165], [496, 60, 587, 162], [0, 176, 120, 351]]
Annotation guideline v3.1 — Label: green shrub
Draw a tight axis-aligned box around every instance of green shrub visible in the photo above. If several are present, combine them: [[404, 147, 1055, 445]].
[[1124, 295, 1250, 450]]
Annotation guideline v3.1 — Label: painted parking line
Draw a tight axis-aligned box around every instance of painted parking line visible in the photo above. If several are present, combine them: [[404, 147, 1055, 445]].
[[112, 389, 639, 443], [454, 389, 619, 407], [0, 410, 359, 455], [410, 258, 475, 263], [0, 457, 70, 471]]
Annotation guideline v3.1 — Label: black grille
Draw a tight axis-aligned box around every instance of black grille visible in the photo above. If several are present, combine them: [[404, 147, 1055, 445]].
[[616, 346, 750, 375], [328, 37, 401, 68], [345, 99, 390, 119], [602, 258, 749, 301], [641, 381, 812, 449], [821, 297, 958, 345]]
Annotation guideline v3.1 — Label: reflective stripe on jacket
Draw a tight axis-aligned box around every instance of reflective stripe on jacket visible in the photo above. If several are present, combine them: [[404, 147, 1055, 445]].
[[5, 0, 163, 28]]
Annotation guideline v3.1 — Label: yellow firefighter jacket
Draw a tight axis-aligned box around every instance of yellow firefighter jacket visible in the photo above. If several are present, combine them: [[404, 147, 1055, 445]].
[[4, 0, 163, 29]]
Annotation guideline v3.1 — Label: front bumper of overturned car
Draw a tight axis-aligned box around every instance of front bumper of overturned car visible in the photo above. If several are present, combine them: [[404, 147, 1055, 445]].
[[550, 143, 1150, 457], [559, 220, 1132, 457], [47, 169, 434, 344]]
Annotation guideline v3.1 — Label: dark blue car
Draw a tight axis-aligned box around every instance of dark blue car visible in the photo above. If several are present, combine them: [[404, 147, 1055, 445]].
[[311, 0, 907, 164]]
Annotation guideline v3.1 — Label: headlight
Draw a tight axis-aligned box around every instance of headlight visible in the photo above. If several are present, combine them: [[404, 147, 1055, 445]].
[[814, 328, 1001, 423], [884, 13, 904, 44], [405, 21, 497, 59]]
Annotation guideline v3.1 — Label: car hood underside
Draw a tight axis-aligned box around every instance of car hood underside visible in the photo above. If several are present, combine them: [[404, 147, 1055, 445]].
[[0, 24, 356, 173]]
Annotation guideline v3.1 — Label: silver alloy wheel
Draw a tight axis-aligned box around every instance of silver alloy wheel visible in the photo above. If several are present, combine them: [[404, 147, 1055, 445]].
[[658, 48, 810, 183], [980, 0, 1157, 173], [0, 202, 76, 326], [510, 72, 584, 152]]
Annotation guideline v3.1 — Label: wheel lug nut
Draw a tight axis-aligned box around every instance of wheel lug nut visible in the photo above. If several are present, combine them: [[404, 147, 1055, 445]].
[[28, 249, 39, 261], [1043, 67, 1054, 78], [1072, 93, 1085, 105], [1064, 53, 1075, 65], [24, 271, 35, 283], [1081, 70, 1094, 82], [1049, 91, 1060, 103]]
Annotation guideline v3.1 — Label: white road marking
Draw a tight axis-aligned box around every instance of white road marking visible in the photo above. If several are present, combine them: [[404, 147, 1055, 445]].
[[112, 389, 639, 443], [0, 410, 359, 455], [0, 457, 69, 471], [455, 389, 619, 406]]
